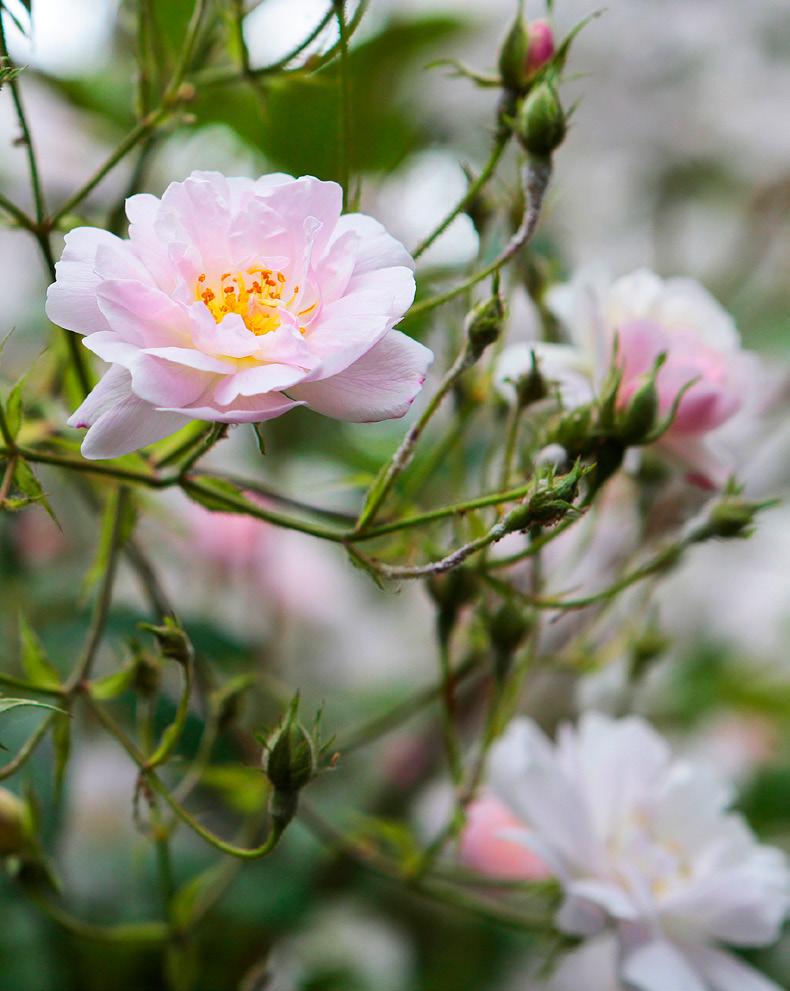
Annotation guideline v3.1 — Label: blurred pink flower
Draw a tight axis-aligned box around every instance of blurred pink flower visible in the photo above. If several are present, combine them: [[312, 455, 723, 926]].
[[526, 19, 555, 76], [497, 269, 758, 486], [183, 496, 346, 624], [459, 793, 549, 881], [46, 171, 432, 459], [13, 510, 68, 565]]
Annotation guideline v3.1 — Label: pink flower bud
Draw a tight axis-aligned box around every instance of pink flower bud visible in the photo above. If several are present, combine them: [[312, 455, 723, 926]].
[[526, 19, 555, 76]]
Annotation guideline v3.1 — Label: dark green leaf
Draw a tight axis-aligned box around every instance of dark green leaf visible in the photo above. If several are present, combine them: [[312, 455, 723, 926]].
[[91, 664, 136, 701], [0, 698, 65, 715], [12, 459, 59, 526], [253, 422, 267, 455], [18, 614, 61, 689], [5, 374, 25, 440]]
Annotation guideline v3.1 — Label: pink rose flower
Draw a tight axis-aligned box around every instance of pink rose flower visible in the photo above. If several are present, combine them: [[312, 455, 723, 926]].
[[46, 172, 433, 459], [458, 793, 549, 881], [497, 269, 758, 486]]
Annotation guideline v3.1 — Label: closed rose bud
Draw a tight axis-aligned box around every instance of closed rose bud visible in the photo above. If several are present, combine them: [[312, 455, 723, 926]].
[[700, 499, 772, 541], [489, 602, 533, 680], [617, 373, 659, 445], [516, 82, 566, 158], [498, 3, 530, 93], [265, 712, 316, 798], [140, 617, 194, 667], [0, 788, 28, 856], [525, 19, 555, 77], [465, 293, 505, 361]]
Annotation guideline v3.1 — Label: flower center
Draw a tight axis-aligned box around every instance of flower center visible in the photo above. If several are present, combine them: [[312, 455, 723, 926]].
[[197, 269, 296, 336]]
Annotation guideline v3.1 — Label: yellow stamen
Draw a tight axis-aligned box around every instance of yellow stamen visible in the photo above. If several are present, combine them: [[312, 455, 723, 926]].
[[196, 267, 305, 337]]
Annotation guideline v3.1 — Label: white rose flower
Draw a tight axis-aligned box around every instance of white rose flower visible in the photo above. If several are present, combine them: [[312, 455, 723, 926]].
[[489, 712, 789, 991]]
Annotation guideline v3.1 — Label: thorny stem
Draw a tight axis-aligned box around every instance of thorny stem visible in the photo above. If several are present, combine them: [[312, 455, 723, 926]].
[[334, 0, 354, 206], [354, 517, 512, 580], [0, 15, 46, 223], [83, 691, 286, 860], [409, 156, 552, 320], [413, 133, 509, 260], [356, 344, 473, 532], [337, 652, 482, 752], [0, 713, 57, 781]]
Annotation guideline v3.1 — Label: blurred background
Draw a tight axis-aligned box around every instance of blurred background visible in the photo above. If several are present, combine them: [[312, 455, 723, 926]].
[[1, 1, 789, 989]]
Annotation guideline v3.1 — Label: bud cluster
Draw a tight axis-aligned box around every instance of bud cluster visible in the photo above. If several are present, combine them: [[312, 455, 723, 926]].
[[503, 460, 586, 533]]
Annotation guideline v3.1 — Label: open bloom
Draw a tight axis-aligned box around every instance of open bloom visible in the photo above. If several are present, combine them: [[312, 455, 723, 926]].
[[495, 269, 756, 486], [490, 713, 789, 991], [46, 171, 432, 459]]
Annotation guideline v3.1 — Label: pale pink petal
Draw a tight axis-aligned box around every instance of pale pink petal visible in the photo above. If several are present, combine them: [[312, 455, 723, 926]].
[[212, 363, 309, 406], [685, 944, 784, 991], [97, 280, 193, 347], [555, 895, 609, 937], [127, 354, 215, 408], [125, 192, 180, 292], [67, 364, 135, 429], [621, 940, 706, 991], [304, 267, 416, 378], [458, 794, 549, 881], [45, 227, 123, 334], [163, 392, 303, 423], [82, 332, 140, 366], [289, 329, 431, 422], [189, 308, 265, 360], [329, 213, 415, 275], [77, 389, 190, 460], [260, 175, 343, 259], [141, 346, 235, 374]]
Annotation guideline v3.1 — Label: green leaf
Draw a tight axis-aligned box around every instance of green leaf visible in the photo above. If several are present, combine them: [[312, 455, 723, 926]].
[[0, 61, 22, 90], [0, 698, 65, 715], [252, 422, 267, 455], [12, 459, 59, 526], [91, 664, 136, 701], [345, 544, 384, 590], [165, 941, 200, 991], [199, 764, 268, 815], [5, 374, 26, 440], [18, 614, 61, 689], [170, 862, 226, 929]]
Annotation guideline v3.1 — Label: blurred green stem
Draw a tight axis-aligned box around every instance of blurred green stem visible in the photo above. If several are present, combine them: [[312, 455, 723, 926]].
[[0, 713, 56, 781], [356, 341, 473, 531], [83, 692, 287, 860], [65, 487, 130, 692], [413, 133, 509, 260], [334, 0, 353, 206], [409, 155, 552, 320]]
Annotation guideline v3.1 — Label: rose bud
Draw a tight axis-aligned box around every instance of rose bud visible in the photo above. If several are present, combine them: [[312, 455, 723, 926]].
[[516, 82, 566, 158], [0, 788, 29, 856], [525, 19, 555, 78]]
